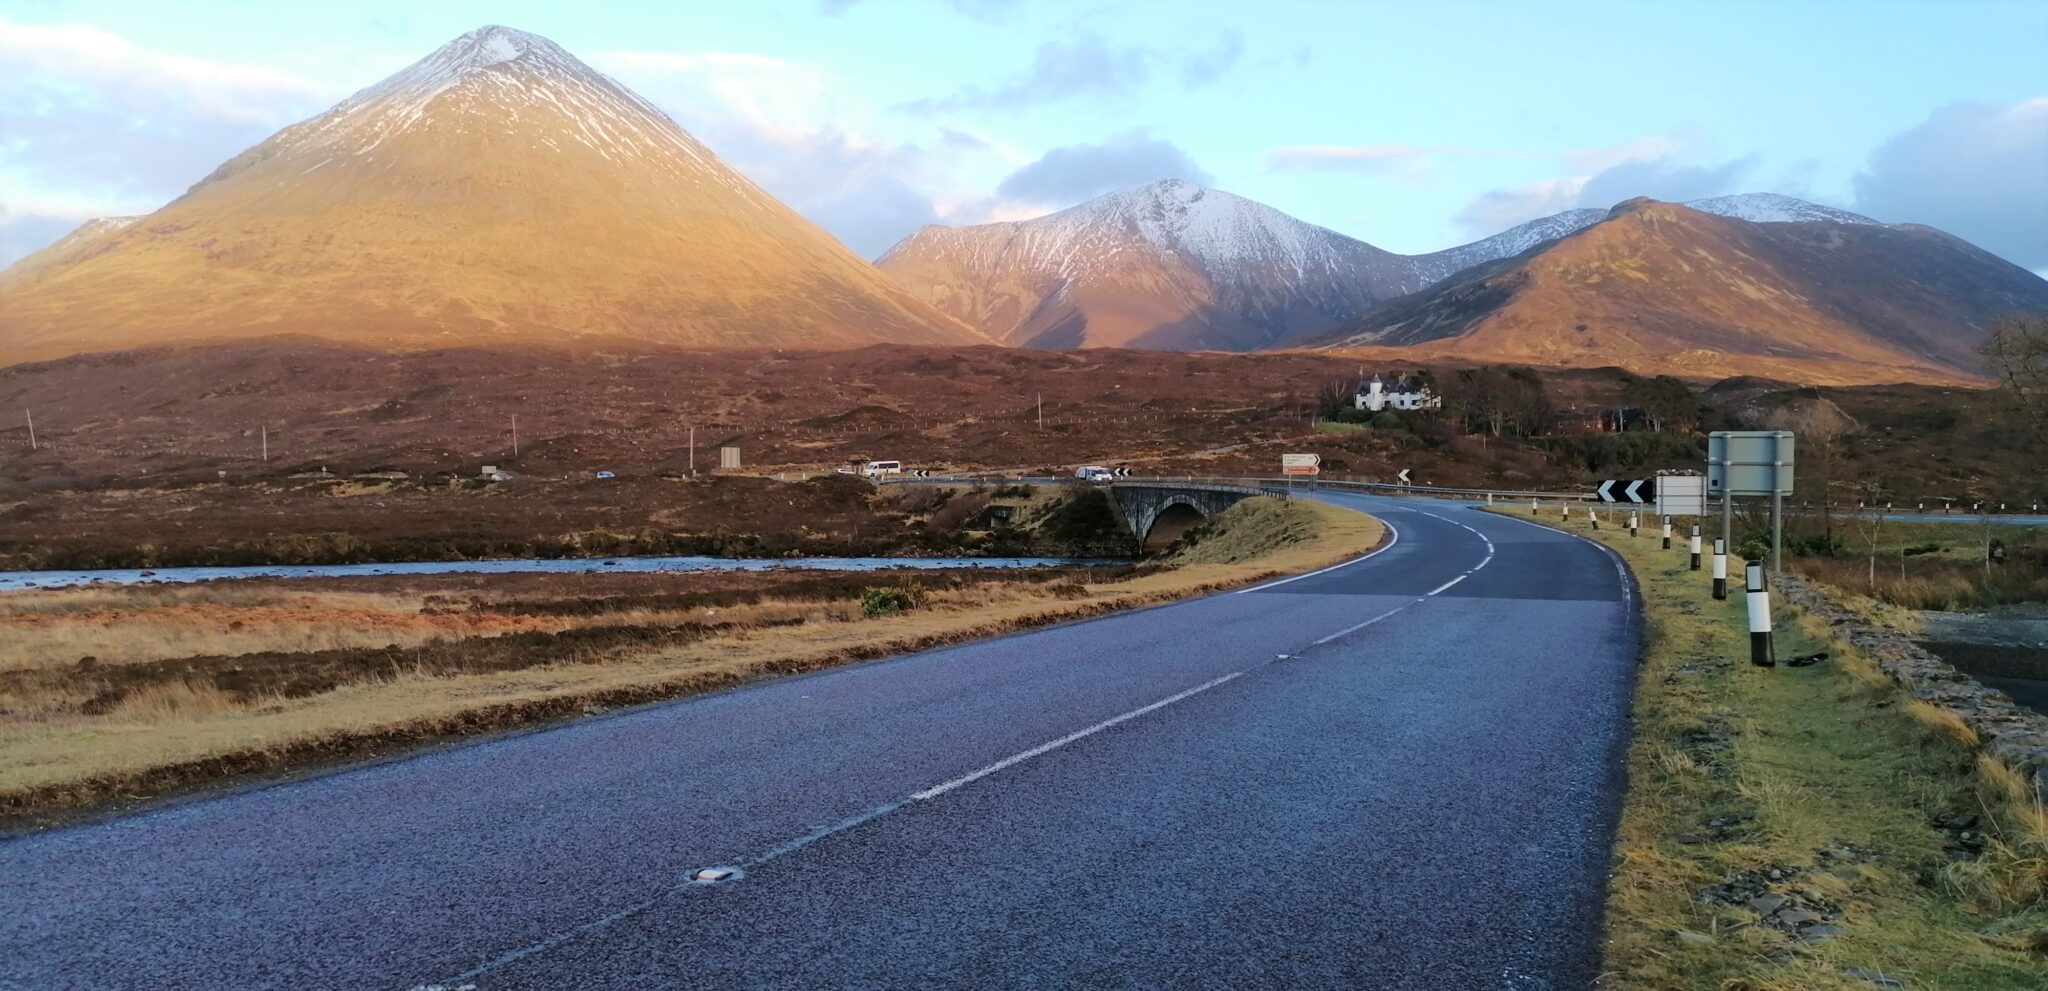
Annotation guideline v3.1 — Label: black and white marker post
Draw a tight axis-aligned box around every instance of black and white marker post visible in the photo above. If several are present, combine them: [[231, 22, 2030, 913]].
[[1711, 538, 1728, 600], [1628, 511, 1639, 537], [1745, 559, 1775, 667], [1689, 525, 1702, 571], [1661, 515, 1672, 550]]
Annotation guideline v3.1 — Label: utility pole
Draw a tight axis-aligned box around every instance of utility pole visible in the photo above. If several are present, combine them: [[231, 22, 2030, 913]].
[[512, 415, 519, 458], [1037, 393, 1044, 431], [23, 408, 35, 451], [689, 425, 696, 475], [261, 424, 268, 462]]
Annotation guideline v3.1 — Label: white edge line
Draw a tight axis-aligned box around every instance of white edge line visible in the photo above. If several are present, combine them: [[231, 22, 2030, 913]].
[[911, 671, 1244, 801], [1236, 515, 1401, 594]]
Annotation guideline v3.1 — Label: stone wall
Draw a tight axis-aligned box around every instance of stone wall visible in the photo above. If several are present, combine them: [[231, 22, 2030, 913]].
[[1776, 573, 2048, 802]]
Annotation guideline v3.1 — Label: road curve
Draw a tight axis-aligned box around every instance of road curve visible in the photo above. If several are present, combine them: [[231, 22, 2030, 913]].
[[0, 493, 1639, 990]]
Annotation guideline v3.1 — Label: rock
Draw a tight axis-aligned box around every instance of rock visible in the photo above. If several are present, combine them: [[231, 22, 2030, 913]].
[[1671, 929, 1716, 946], [1842, 967, 1907, 990], [1796, 924, 1843, 943], [1747, 893, 1789, 915], [1775, 908, 1826, 927]]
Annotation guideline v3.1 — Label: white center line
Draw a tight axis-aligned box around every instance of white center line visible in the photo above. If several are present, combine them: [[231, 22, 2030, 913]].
[[423, 669, 1254, 986], [912, 671, 1243, 801], [1309, 604, 1412, 645], [1427, 574, 1467, 596]]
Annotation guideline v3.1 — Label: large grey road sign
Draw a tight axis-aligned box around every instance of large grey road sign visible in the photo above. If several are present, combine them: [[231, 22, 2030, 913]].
[[1707, 431, 1794, 497]]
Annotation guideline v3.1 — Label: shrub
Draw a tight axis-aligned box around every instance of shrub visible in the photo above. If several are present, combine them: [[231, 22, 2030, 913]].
[[859, 585, 923, 619]]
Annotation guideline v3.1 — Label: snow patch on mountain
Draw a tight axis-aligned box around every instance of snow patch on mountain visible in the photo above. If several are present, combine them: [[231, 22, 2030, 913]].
[[196, 25, 758, 205], [1685, 193, 1877, 225]]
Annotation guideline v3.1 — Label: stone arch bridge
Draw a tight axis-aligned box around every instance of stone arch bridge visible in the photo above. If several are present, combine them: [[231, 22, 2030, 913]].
[[1105, 481, 1267, 552]]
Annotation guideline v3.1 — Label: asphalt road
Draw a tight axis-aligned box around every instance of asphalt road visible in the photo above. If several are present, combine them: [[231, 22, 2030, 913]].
[[0, 493, 1640, 990]]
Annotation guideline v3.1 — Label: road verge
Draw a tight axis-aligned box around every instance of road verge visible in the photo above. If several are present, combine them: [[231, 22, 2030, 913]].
[[1497, 508, 2047, 989]]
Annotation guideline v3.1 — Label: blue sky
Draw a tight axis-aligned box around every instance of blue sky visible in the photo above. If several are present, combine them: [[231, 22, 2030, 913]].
[[2, 0, 2045, 271]]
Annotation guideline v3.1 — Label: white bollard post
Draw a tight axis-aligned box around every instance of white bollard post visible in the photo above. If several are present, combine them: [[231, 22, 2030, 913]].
[[1745, 560, 1774, 668], [1711, 539, 1728, 600], [1661, 515, 1672, 550], [1588, 507, 1599, 530], [1628, 511, 1640, 537], [1690, 525, 1702, 571]]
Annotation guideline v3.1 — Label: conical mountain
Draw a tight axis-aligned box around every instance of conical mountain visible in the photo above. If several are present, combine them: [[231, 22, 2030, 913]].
[[1307, 198, 2048, 385], [877, 179, 1424, 351], [0, 26, 986, 365]]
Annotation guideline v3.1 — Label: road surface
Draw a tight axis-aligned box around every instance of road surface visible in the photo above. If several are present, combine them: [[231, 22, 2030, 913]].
[[0, 493, 1639, 990]]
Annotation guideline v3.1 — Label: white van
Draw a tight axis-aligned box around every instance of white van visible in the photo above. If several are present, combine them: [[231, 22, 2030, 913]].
[[1073, 465, 1113, 483], [863, 460, 904, 478]]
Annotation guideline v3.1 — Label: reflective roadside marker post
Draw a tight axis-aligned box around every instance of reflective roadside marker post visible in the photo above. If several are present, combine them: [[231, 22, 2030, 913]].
[[1588, 507, 1599, 530], [1711, 539, 1728, 600], [1561, 502, 1570, 520], [1628, 511, 1639, 537], [1690, 525, 1702, 571], [1532, 498, 1540, 516], [1746, 560, 1775, 668], [1661, 516, 1672, 550]]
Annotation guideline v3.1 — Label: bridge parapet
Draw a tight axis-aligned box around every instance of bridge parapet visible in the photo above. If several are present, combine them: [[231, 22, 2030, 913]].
[[1104, 482, 1265, 552]]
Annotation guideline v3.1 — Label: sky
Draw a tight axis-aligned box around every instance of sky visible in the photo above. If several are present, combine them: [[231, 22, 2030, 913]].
[[2, 0, 2045, 273]]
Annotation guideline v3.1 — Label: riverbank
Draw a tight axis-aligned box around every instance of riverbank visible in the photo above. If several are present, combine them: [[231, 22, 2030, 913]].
[[0, 495, 1381, 830], [1499, 508, 2047, 989]]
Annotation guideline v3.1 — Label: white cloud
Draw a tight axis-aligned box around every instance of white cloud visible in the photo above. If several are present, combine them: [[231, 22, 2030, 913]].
[[1451, 136, 1753, 237], [1453, 178, 1588, 236], [597, 47, 1014, 257], [0, 16, 336, 262], [1851, 97, 2048, 269]]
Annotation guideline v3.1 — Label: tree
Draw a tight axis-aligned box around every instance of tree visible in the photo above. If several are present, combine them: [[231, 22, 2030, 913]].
[[1767, 400, 1855, 548], [1452, 365, 1553, 439], [1983, 313, 2048, 442], [1847, 480, 1890, 591], [1620, 373, 1700, 434]]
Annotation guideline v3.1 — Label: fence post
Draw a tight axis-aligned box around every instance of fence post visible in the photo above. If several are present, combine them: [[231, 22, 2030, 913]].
[[1745, 560, 1775, 667]]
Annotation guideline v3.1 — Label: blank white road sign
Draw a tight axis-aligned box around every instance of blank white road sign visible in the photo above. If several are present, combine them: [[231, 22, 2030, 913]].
[[1656, 475, 1707, 516]]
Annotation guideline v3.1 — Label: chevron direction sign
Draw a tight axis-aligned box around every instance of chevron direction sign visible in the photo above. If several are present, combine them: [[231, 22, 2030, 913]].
[[1596, 479, 1652, 504]]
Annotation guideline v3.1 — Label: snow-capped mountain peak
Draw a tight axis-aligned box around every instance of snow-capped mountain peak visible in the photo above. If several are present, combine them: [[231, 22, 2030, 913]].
[[1684, 193, 1877, 225]]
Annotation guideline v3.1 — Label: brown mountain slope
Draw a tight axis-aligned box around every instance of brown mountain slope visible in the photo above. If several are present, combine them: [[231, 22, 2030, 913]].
[[0, 26, 985, 366], [1305, 198, 2048, 385], [875, 180, 1423, 351]]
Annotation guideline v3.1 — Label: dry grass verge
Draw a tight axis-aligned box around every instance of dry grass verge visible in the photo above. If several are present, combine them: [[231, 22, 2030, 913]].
[[1, 496, 1380, 828], [1496, 508, 2047, 989]]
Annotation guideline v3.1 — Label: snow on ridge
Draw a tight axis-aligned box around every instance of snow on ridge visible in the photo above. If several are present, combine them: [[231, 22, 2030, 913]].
[[1684, 193, 1877, 225], [906, 179, 1392, 281], [217, 25, 784, 212]]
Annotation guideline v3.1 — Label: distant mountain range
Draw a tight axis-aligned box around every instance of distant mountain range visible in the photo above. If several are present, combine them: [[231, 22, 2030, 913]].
[[875, 182, 1910, 354], [1307, 197, 2048, 384], [0, 26, 986, 364], [2, 25, 2040, 388]]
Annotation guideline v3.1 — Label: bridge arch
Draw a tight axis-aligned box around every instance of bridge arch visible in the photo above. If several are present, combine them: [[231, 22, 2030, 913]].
[[1104, 482, 1262, 555], [1141, 498, 1207, 552]]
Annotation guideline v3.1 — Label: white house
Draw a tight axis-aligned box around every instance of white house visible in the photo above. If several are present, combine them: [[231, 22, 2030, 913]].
[[1355, 374, 1441, 413]]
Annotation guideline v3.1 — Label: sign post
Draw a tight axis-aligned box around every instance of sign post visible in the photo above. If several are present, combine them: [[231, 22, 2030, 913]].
[[1708, 431, 1796, 573], [1281, 453, 1319, 501]]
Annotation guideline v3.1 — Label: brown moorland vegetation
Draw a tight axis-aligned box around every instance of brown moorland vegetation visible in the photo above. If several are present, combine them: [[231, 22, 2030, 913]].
[[0, 496, 1382, 828]]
